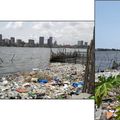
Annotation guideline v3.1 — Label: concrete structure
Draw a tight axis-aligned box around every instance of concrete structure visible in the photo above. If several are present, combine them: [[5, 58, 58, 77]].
[[53, 41, 57, 47], [28, 39, 35, 47], [0, 39, 5, 46], [78, 40, 84, 47], [47, 37, 53, 47], [4, 38, 10, 44], [16, 39, 23, 47], [10, 37, 15, 45], [84, 42, 88, 47], [0, 34, 3, 46], [0, 34, 2, 41], [39, 37, 44, 46]]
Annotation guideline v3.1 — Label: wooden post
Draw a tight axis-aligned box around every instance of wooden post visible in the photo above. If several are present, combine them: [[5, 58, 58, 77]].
[[82, 27, 95, 94]]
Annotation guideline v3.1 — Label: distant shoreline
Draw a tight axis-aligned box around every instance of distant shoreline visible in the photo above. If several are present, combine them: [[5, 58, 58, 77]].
[[0, 46, 87, 49], [95, 48, 120, 51]]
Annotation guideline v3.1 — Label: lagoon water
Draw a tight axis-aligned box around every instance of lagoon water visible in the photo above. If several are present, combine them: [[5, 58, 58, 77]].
[[95, 51, 120, 72], [0, 47, 86, 75]]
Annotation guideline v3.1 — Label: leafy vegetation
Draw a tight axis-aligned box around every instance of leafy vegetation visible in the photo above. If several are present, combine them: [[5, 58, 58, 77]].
[[95, 75, 120, 108], [95, 74, 120, 119]]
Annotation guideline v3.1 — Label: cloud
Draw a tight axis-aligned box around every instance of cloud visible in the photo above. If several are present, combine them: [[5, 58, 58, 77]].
[[31, 22, 94, 44], [1, 21, 94, 45], [5, 22, 23, 29], [5, 22, 13, 29]]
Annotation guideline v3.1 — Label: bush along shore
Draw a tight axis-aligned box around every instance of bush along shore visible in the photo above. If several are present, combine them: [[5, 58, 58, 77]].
[[0, 63, 91, 99], [95, 69, 120, 120]]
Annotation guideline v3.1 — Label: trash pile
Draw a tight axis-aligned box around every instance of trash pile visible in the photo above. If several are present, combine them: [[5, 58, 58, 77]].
[[96, 98, 118, 120], [95, 70, 120, 120], [0, 63, 86, 99], [95, 69, 120, 82]]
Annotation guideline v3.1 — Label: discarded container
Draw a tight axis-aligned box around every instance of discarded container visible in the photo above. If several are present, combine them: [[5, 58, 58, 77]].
[[72, 82, 83, 88], [16, 88, 28, 93], [22, 83, 31, 88], [1, 77, 6, 81], [79, 81, 84, 85], [32, 68, 39, 71], [1, 80, 8, 86], [75, 88, 82, 95], [53, 76, 61, 84], [31, 78, 38, 82], [38, 79, 48, 84]]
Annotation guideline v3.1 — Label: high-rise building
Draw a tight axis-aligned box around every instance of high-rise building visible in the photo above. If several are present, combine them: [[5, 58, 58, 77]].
[[47, 37, 53, 47], [78, 40, 83, 47], [39, 37, 44, 46], [84, 42, 88, 47], [0, 34, 2, 41], [53, 40, 57, 47], [0, 34, 3, 46], [4, 38, 10, 44], [28, 39, 35, 47], [17, 39, 22, 47], [10, 37, 15, 45], [2, 39, 5, 46]]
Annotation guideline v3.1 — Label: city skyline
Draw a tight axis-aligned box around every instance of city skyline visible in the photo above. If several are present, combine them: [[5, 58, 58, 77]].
[[0, 33, 88, 48], [0, 21, 94, 45]]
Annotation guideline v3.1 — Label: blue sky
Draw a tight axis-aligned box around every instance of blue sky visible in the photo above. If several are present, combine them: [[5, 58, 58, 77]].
[[0, 21, 94, 45], [96, 1, 120, 49]]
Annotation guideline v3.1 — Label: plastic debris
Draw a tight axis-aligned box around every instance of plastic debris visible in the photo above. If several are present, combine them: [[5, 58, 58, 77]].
[[32, 68, 39, 71], [16, 88, 28, 93], [0, 63, 86, 99], [38, 79, 48, 84], [72, 82, 83, 88]]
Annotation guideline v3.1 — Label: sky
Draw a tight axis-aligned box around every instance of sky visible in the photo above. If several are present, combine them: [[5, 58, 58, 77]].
[[96, 1, 120, 49], [0, 21, 94, 45]]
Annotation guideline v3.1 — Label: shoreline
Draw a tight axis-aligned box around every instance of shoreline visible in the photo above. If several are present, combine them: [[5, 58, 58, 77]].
[[0, 63, 89, 99]]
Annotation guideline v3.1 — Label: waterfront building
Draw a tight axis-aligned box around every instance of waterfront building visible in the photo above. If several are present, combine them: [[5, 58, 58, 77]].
[[28, 39, 35, 47], [47, 37, 53, 47], [39, 37, 44, 46], [0, 39, 5, 46], [78, 40, 84, 47], [0, 34, 3, 46], [16, 39, 23, 47], [10, 37, 15, 46], [0, 34, 2, 41], [4, 38, 10, 44], [84, 42, 88, 47], [53, 41, 57, 47]]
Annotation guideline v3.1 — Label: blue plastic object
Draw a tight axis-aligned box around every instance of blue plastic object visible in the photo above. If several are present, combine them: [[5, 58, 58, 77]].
[[38, 79, 48, 84], [72, 82, 84, 88], [79, 81, 84, 85]]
